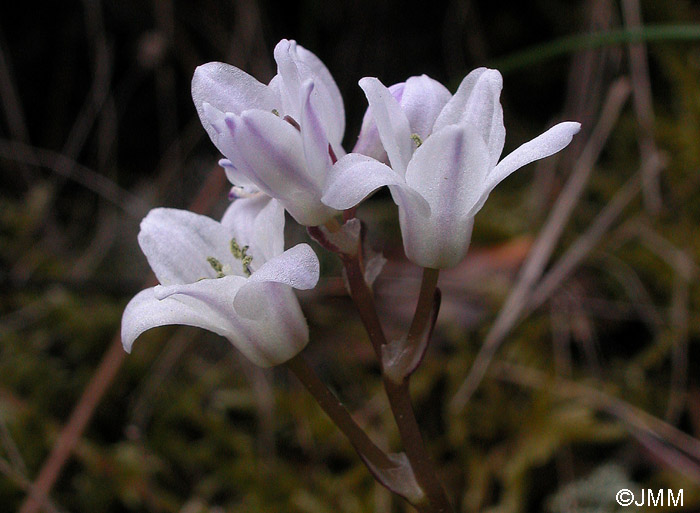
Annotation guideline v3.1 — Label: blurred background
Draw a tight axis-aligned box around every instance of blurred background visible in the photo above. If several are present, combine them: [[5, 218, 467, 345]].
[[2, 0, 700, 511]]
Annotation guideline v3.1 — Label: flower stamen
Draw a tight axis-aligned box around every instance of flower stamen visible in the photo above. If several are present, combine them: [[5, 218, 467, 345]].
[[230, 238, 253, 277], [207, 256, 226, 278]]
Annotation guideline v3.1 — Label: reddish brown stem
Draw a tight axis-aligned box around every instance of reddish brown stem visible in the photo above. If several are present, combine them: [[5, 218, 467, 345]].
[[406, 268, 440, 353], [286, 354, 392, 470], [342, 257, 453, 513]]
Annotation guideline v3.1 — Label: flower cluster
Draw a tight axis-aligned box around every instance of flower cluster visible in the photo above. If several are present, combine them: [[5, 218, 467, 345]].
[[122, 39, 580, 366]]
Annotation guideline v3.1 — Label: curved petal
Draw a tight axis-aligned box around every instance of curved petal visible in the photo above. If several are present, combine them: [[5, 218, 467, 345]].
[[353, 82, 404, 162], [221, 110, 312, 191], [322, 153, 429, 216], [405, 123, 491, 220], [131, 277, 306, 367], [121, 278, 244, 352], [245, 243, 320, 291], [200, 102, 229, 157], [217, 111, 309, 193], [192, 62, 279, 143], [218, 158, 259, 194], [432, 67, 487, 129], [217, 110, 337, 226], [353, 76, 450, 161], [239, 282, 309, 367], [273, 40, 345, 145], [234, 243, 320, 319], [273, 41, 301, 119], [221, 196, 285, 266], [138, 208, 234, 285], [232, 282, 309, 365], [358, 77, 413, 175], [433, 68, 505, 167], [294, 43, 345, 146], [399, 209, 474, 269], [300, 80, 332, 186], [400, 74, 452, 140], [486, 121, 581, 193]]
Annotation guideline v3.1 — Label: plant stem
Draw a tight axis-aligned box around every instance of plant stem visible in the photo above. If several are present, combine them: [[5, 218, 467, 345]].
[[342, 258, 453, 513], [386, 267, 451, 513], [383, 379, 452, 513], [406, 268, 440, 351], [343, 255, 386, 357], [285, 353, 393, 472]]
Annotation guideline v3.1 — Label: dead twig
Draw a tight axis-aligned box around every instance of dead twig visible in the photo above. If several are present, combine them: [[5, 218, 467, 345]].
[[0, 410, 27, 476], [127, 329, 195, 436], [0, 138, 150, 219], [492, 361, 700, 482], [17, 167, 227, 513], [527, 168, 647, 313], [0, 28, 38, 186], [621, 0, 664, 214], [0, 458, 66, 513], [451, 79, 631, 411]]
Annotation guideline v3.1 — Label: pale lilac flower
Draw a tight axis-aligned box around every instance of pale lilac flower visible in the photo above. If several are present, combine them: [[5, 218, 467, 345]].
[[323, 68, 581, 269], [353, 74, 451, 162], [121, 196, 319, 367], [192, 39, 343, 226]]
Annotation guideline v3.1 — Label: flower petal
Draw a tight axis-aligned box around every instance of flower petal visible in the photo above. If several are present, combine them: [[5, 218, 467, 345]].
[[397, 124, 488, 268], [153, 276, 307, 367], [322, 153, 429, 217], [245, 243, 320, 290], [433, 68, 505, 167], [432, 67, 486, 129], [234, 243, 319, 319], [138, 208, 235, 285], [121, 278, 244, 353], [405, 123, 491, 220], [300, 80, 332, 186], [273, 40, 345, 146], [192, 62, 278, 143], [221, 195, 285, 266], [218, 158, 260, 194], [353, 82, 404, 162], [358, 77, 413, 175], [399, 212, 474, 269], [474, 121, 582, 214], [220, 110, 310, 192], [353, 75, 450, 162], [217, 109, 336, 225], [400, 74, 452, 140], [233, 282, 309, 365]]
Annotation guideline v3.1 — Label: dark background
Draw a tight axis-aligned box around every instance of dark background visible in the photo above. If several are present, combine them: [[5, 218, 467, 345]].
[[2, 1, 700, 512]]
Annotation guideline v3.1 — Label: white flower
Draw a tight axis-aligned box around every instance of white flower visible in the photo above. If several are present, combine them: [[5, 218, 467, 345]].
[[121, 196, 319, 367], [353, 74, 451, 162], [192, 39, 344, 226], [322, 68, 581, 269]]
